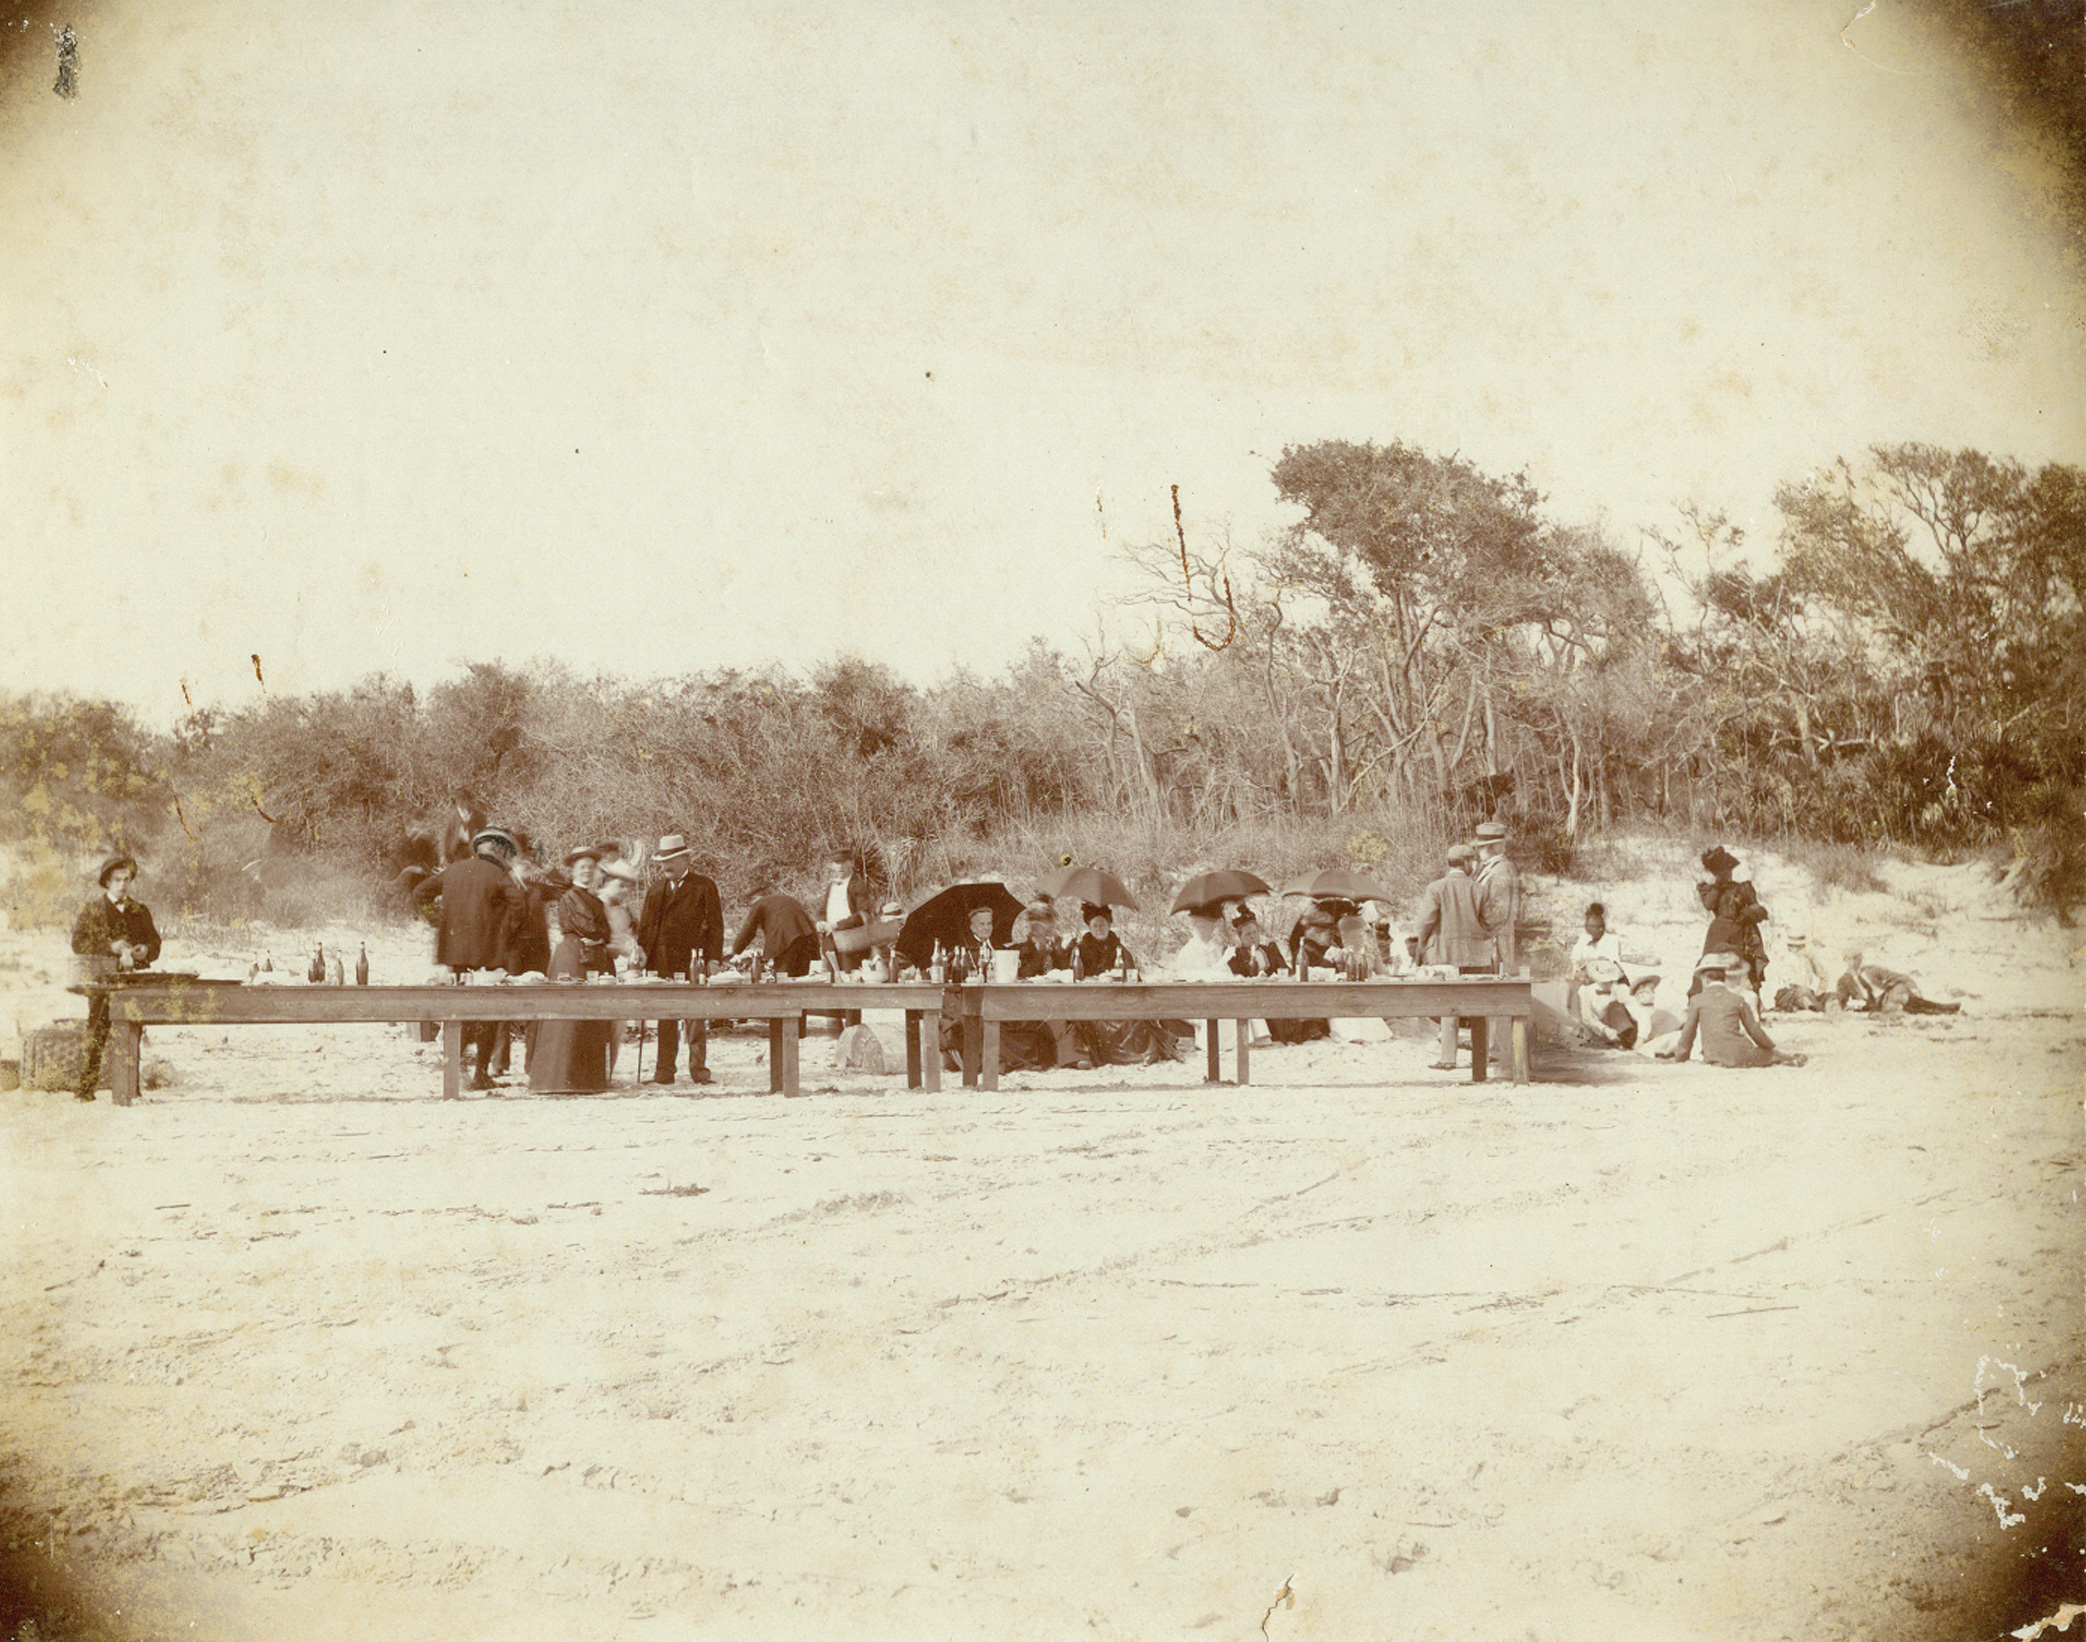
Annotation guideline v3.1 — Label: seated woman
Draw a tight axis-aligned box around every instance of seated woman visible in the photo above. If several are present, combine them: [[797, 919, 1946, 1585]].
[[1287, 904, 1341, 977], [1229, 909, 1327, 1046], [1171, 906, 1235, 981], [1006, 902, 1086, 1070], [1574, 956, 1638, 1048], [531, 847, 618, 1095], [1070, 905, 1190, 1065], [1658, 953, 1806, 1067], [1621, 970, 1682, 1055]]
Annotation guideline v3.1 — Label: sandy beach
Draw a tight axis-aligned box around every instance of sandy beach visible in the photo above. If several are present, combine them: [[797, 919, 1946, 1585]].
[[2, 849, 2080, 1640]]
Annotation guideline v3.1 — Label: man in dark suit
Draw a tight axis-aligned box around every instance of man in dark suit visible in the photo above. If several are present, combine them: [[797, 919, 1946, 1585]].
[[636, 834, 723, 1085], [415, 826, 522, 1092], [70, 854, 163, 1102]]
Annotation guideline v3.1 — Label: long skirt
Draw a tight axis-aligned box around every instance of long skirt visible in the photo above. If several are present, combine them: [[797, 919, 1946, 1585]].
[[530, 938, 614, 1095], [1075, 1018, 1194, 1066]]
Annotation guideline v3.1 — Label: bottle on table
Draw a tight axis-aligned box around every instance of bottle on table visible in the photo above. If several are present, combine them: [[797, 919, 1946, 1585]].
[[354, 943, 369, 985], [308, 945, 325, 983], [325, 951, 345, 986]]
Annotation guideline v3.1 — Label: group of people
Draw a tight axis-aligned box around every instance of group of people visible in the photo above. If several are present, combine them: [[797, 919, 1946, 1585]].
[[74, 817, 1970, 1100], [1560, 843, 1955, 1070]]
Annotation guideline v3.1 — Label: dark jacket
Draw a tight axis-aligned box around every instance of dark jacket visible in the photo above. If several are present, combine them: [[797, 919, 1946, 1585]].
[[1071, 931, 1134, 975], [71, 895, 162, 968], [417, 855, 521, 971], [1229, 938, 1289, 978], [506, 872, 568, 976], [638, 871, 724, 975], [1018, 936, 1067, 978], [731, 893, 818, 960]]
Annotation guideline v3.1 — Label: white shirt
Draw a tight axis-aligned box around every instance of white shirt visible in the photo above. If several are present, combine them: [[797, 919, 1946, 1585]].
[[825, 881, 852, 924], [1570, 930, 1627, 979], [1171, 931, 1234, 982]]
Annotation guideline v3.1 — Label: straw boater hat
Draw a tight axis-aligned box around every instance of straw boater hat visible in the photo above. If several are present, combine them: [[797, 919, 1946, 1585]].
[[563, 845, 605, 867], [1584, 956, 1626, 984], [1474, 821, 1508, 843], [653, 834, 691, 863], [1694, 950, 1741, 974], [470, 827, 517, 856], [96, 853, 137, 887]]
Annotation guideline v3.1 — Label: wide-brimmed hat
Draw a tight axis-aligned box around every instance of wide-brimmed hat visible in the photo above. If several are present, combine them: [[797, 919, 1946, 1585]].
[[600, 859, 638, 883], [1474, 821, 1508, 842], [1079, 902, 1112, 923], [653, 833, 691, 861], [1700, 845, 1739, 875], [470, 827, 517, 856], [96, 853, 137, 887], [880, 900, 904, 918], [1299, 905, 1337, 928], [1630, 970, 1663, 989], [1695, 950, 1741, 973], [564, 845, 605, 867], [1584, 956, 1625, 984]]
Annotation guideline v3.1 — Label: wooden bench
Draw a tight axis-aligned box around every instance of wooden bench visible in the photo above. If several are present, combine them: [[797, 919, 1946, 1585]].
[[953, 977, 1534, 1091]]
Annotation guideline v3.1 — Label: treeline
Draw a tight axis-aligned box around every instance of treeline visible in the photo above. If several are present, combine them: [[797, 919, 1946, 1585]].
[[3, 440, 2079, 922]]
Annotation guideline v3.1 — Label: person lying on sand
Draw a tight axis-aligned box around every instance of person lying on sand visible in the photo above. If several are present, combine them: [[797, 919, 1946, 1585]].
[[1833, 950, 1961, 1015], [1658, 953, 1807, 1068]]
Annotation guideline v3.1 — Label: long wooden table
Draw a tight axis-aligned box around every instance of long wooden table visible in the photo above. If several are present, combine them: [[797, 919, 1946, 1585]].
[[954, 977, 1534, 1090], [72, 979, 946, 1105]]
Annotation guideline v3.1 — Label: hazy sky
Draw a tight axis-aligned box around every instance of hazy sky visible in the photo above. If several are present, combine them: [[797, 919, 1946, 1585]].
[[4, 0, 2081, 725]]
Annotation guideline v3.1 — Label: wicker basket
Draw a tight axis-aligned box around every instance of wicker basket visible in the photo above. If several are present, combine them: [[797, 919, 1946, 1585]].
[[23, 1021, 95, 1092], [831, 918, 901, 955]]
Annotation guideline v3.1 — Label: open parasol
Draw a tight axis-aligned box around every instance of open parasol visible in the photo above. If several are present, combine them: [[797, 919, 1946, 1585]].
[[1040, 866, 1139, 912], [1279, 868, 1397, 905], [896, 882, 1028, 969], [1169, 869, 1273, 915]]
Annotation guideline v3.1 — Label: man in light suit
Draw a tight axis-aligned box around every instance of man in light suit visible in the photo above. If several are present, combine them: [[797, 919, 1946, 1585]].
[[636, 834, 723, 1085], [1474, 818, 1522, 1068]]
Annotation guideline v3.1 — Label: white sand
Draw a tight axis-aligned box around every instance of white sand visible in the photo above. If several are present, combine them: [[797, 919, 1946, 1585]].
[[2, 850, 2080, 1640]]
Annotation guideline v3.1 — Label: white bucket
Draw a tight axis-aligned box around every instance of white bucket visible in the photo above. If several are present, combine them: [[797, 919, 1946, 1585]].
[[990, 949, 1020, 983]]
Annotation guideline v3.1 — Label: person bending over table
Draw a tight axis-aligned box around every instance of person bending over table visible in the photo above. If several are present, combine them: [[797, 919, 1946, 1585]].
[[731, 889, 820, 978], [71, 853, 162, 1103]]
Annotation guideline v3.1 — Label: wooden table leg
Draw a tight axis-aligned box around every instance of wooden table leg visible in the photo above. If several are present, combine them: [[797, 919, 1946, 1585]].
[[768, 1018, 785, 1093], [780, 1016, 801, 1095], [109, 1016, 141, 1107], [904, 1011, 923, 1089], [981, 1020, 1000, 1092], [1205, 1020, 1221, 1083], [442, 1020, 462, 1099], [1234, 1017, 1250, 1086], [1470, 1016, 1489, 1083], [962, 1013, 981, 1088], [1511, 1016, 1531, 1084], [921, 1005, 941, 1092]]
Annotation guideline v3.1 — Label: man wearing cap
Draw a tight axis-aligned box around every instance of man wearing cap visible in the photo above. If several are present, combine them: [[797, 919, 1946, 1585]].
[[1474, 820, 1522, 1069], [1659, 953, 1806, 1067], [636, 835, 723, 1085], [70, 854, 162, 1102], [1415, 842, 1494, 1071], [416, 826, 522, 1091]]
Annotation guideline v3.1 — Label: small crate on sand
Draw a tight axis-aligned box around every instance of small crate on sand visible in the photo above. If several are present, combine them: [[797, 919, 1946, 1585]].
[[23, 1021, 96, 1092]]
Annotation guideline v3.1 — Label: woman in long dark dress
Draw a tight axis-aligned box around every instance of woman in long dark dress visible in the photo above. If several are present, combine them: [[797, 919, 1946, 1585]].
[[531, 847, 616, 1095], [1230, 909, 1329, 1044], [1069, 905, 1191, 1065]]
